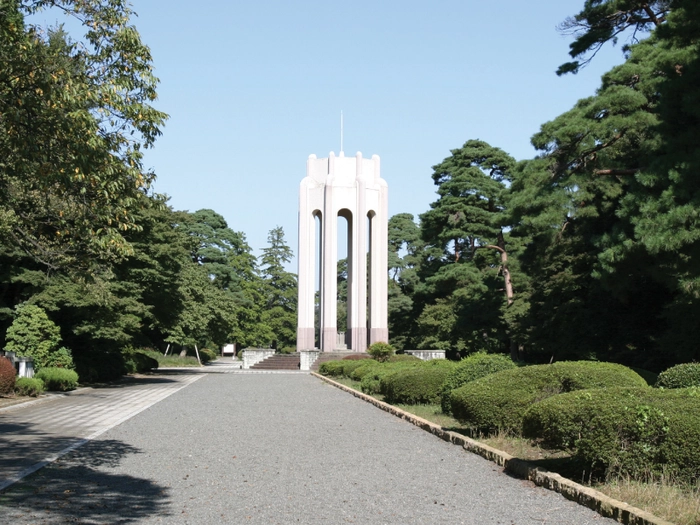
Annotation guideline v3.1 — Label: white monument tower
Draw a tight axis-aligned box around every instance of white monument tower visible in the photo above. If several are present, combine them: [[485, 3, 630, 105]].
[[297, 151, 388, 352]]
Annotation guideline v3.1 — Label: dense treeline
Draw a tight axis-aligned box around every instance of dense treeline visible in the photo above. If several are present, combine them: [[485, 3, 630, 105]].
[[388, 0, 700, 372], [0, 0, 297, 380]]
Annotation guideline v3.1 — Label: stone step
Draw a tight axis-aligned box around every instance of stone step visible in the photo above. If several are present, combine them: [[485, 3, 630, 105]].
[[250, 354, 301, 370]]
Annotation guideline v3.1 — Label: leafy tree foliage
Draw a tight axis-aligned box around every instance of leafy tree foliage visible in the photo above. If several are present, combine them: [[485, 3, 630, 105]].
[[259, 226, 297, 350], [414, 140, 519, 357], [557, 0, 671, 74], [4, 303, 73, 369], [0, 0, 167, 269]]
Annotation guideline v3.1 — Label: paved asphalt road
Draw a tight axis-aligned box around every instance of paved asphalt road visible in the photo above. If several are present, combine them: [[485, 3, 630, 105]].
[[0, 369, 616, 524]]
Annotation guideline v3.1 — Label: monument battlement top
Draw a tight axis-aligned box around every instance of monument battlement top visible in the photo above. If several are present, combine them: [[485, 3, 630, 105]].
[[305, 151, 383, 184]]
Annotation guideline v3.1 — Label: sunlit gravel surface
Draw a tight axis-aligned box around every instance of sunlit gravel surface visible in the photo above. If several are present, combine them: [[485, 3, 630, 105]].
[[0, 373, 616, 524]]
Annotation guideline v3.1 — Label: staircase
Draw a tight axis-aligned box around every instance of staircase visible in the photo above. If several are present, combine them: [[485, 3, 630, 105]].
[[249, 353, 301, 371]]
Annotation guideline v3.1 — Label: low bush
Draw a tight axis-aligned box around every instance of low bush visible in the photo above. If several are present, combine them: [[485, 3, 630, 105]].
[[381, 359, 457, 405], [36, 367, 79, 391], [449, 361, 648, 434], [387, 354, 420, 363], [45, 347, 75, 370], [198, 348, 218, 364], [349, 360, 381, 381], [340, 359, 373, 377], [441, 353, 517, 414], [342, 353, 371, 361], [318, 360, 346, 377], [0, 357, 16, 395], [359, 360, 423, 395], [655, 362, 700, 389], [523, 387, 700, 483], [15, 377, 44, 396], [367, 342, 395, 362], [124, 351, 159, 373]]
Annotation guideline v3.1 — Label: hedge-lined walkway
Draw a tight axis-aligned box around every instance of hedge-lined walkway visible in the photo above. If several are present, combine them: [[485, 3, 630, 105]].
[[0, 373, 616, 524]]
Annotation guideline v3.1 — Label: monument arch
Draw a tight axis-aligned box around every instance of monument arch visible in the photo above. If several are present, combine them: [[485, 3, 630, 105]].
[[297, 151, 388, 352]]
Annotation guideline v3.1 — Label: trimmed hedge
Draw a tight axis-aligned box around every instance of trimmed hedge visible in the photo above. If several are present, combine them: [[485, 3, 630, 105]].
[[387, 354, 420, 363], [35, 367, 79, 391], [318, 360, 346, 377], [360, 360, 424, 395], [523, 387, 700, 483], [342, 354, 371, 361], [655, 362, 700, 389], [441, 353, 517, 414], [449, 361, 648, 433], [0, 356, 16, 395], [199, 348, 218, 363], [15, 377, 44, 396], [124, 351, 159, 374], [349, 360, 381, 381], [381, 359, 457, 405]]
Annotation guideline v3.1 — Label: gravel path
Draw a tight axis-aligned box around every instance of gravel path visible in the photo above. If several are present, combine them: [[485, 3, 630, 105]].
[[0, 373, 616, 524]]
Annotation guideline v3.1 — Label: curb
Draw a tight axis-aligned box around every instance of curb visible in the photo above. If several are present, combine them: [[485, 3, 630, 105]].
[[312, 372, 675, 525]]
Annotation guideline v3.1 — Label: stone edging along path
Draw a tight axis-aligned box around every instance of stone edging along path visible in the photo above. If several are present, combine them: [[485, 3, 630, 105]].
[[311, 372, 674, 525]]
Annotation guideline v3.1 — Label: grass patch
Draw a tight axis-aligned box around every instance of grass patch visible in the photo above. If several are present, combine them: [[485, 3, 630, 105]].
[[325, 375, 700, 525], [141, 350, 203, 368]]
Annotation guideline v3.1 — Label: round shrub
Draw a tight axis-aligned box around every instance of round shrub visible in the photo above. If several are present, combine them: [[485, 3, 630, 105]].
[[125, 352, 159, 373], [45, 347, 75, 369], [655, 362, 700, 389], [523, 387, 700, 482], [4, 304, 69, 371], [349, 360, 381, 381], [449, 361, 648, 434], [319, 360, 346, 377], [0, 357, 16, 395], [15, 377, 45, 397], [340, 359, 373, 377], [359, 360, 423, 395], [381, 359, 457, 405], [35, 367, 79, 391], [367, 342, 395, 362], [199, 348, 218, 363], [441, 353, 517, 414]]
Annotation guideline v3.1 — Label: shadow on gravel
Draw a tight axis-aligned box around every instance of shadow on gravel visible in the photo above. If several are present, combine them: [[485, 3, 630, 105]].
[[0, 439, 171, 524], [0, 420, 79, 474]]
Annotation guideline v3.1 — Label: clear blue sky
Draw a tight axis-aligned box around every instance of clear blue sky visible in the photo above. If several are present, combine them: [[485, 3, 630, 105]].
[[39, 1, 628, 268]]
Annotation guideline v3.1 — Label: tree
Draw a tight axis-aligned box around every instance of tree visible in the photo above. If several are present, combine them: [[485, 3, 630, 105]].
[[507, 0, 700, 366], [4, 303, 73, 370], [557, 0, 671, 74], [387, 213, 423, 349], [259, 226, 297, 350], [0, 0, 167, 269], [417, 140, 519, 357]]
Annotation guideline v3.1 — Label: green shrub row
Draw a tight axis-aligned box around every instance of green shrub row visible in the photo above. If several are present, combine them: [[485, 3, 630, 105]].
[[381, 359, 457, 405], [655, 362, 700, 389], [449, 361, 648, 433], [523, 387, 700, 483], [15, 377, 44, 396], [441, 353, 517, 414], [35, 367, 79, 391], [360, 360, 424, 395]]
